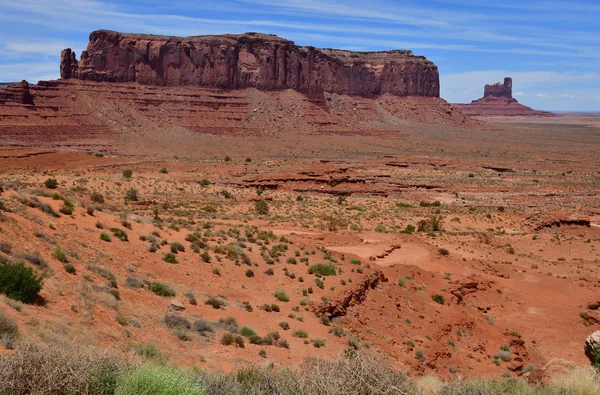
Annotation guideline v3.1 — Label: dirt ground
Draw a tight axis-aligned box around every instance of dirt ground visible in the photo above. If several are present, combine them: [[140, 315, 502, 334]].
[[0, 84, 599, 381]]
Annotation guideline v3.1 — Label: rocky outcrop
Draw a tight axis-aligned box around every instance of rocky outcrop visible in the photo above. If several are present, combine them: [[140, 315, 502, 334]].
[[484, 77, 514, 100], [60, 30, 439, 98], [453, 77, 552, 117], [0, 80, 34, 105], [316, 271, 387, 318], [584, 330, 600, 365]]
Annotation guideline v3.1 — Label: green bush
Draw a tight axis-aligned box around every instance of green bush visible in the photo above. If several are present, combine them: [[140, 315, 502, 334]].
[[124, 188, 139, 202], [0, 262, 43, 303], [255, 200, 269, 215], [273, 289, 289, 302], [122, 170, 133, 179], [163, 253, 178, 264], [432, 294, 445, 305], [292, 329, 308, 338], [159, 167, 168, 174], [308, 264, 336, 276], [591, 346, 600, 369], [44, 178, 58, 189], [170, 242, 185, 254], [100, 233, 112, 242], [205, 297, 225, 309], [148, 282, 175, 297], [438, 248, 450, 256], [239, 326, 257, 337], [90, 191, 105, 204], [110, 228, 129, 242], [52, 247, 68, 263], [115, 365, 204, 395]]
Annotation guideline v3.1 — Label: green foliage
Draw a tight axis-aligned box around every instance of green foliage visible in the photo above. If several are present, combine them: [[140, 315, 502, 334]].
[[100, 233, 112, 242], [255, 200, 269, 215], [432, 294, 445, 305], [205, 297, 225, 309], [239, 326, 257, 337], [170, 242, 185, 254], [308, 264, 336, 276], [111, 228, 129, 242], [591, 346, 600, 369], [292, 329, 308, 338], [52, 247, 68, 263], [0, 262, 43, 303], [115, 365, 205, 395], [44, 178, 58, 189], [199, 179, 210, 187], [148, 282, 175, 297], [273, 289, 289, 302], [122, 169, 133, 179]]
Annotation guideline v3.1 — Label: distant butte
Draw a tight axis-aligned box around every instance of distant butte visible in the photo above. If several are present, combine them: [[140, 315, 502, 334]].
[[453, 77, 552, 117]]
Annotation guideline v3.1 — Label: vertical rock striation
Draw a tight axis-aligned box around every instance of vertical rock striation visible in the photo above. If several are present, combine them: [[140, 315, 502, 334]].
[[60, 30, 439, 98]]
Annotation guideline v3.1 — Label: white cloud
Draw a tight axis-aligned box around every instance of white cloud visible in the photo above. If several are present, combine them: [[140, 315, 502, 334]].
[[535, 93, 551, 98], [513, 91, 524, 97], [0, 62, 59, 82]]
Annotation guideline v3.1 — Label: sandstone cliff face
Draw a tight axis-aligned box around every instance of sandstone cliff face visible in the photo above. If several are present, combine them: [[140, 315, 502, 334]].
[[484, 77, 513, 99], [60, 30, 439, 98]]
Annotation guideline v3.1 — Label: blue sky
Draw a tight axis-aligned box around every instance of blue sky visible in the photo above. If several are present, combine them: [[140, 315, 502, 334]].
[[0, 0, 599, 111]]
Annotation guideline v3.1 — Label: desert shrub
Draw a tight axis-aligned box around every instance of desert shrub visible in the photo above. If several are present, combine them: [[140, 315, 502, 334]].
[[0, 242, 12, 255], [44, 178, 58, 189], [0, 342, 126, 395], [273, 289, 289, 302], [90, 191, 105, 204], [245, 269, 254, 278], [0, 311, 19, 348], [164, 314, 191, 329], [194, 320, 214, 336], [148, 282, 175, 297], [64, 263, 76, 274], [279, 322, 290, 331], [212, 267, 221, 276], [205, 297, 225, 309], [52, 247, 68, 263], [308, 264, 336, 276], [163, 253, 178, 264], [221, 333, 235, 345], [159, 167, 168, 174], [312, 338, 326, 348], [239, 326, 257, 338], [438, 248, 450, 256], [199, 179, 210, 187], [432, 294, 445, 305], [292, 329, 308, 338], [100, 232, 112, 242], [22, 252, 47, 268], [124, 188, 139, 202], [125, 277, 144, 290], [170, 242, 185, 254], [320, 315, 331, 326], [115, 365, 204, 395], [122, 169, 133, 179], [0, 263, 43, 303], [110, 228, 128, 242], [418, 216, 443, 232], [591, 346, 600, 369], [130, 343, 165, 364], [255, 200, 269, 215]]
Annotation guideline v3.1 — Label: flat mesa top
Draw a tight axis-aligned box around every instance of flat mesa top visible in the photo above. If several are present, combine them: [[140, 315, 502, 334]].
[[88, 29, 418, 58]]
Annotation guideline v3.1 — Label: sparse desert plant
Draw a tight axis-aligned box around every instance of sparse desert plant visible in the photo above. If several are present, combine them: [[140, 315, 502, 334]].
[[90, 191, 105, 204], [273, 289, 289, 302], [124, 188, 139, 202], [255, 200, 269, 215], [100, 232, 112, 242], [122, 169, 133, 179], [159, 167, 168, 174], [0, 261, 43, 303], [148, 282, 175, 297], [432, 294, 445, 305], [239, 326, 257, 337], [245, 269, 254, 278], [311, 338, 326, 348], [0, 311, 19, 348], [205, 297, 225, 309], [52, 247, 68, 263], [44, 178, 58, 189], [438, 248, 450, 256], [279, 322, 290, 330], [170, 242, 185, 254], [164, 314, 191, 329], [110, 228, 128, 242], [308, 264, 336, 276], [292, 329, 308, 338]]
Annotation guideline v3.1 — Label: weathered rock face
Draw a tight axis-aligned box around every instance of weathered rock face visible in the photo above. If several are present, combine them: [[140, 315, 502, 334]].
[[584, 330, 600, 365], [60, 30, 439, 98], [0, 80, 34, 105], [484, 77, 513, 99]]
